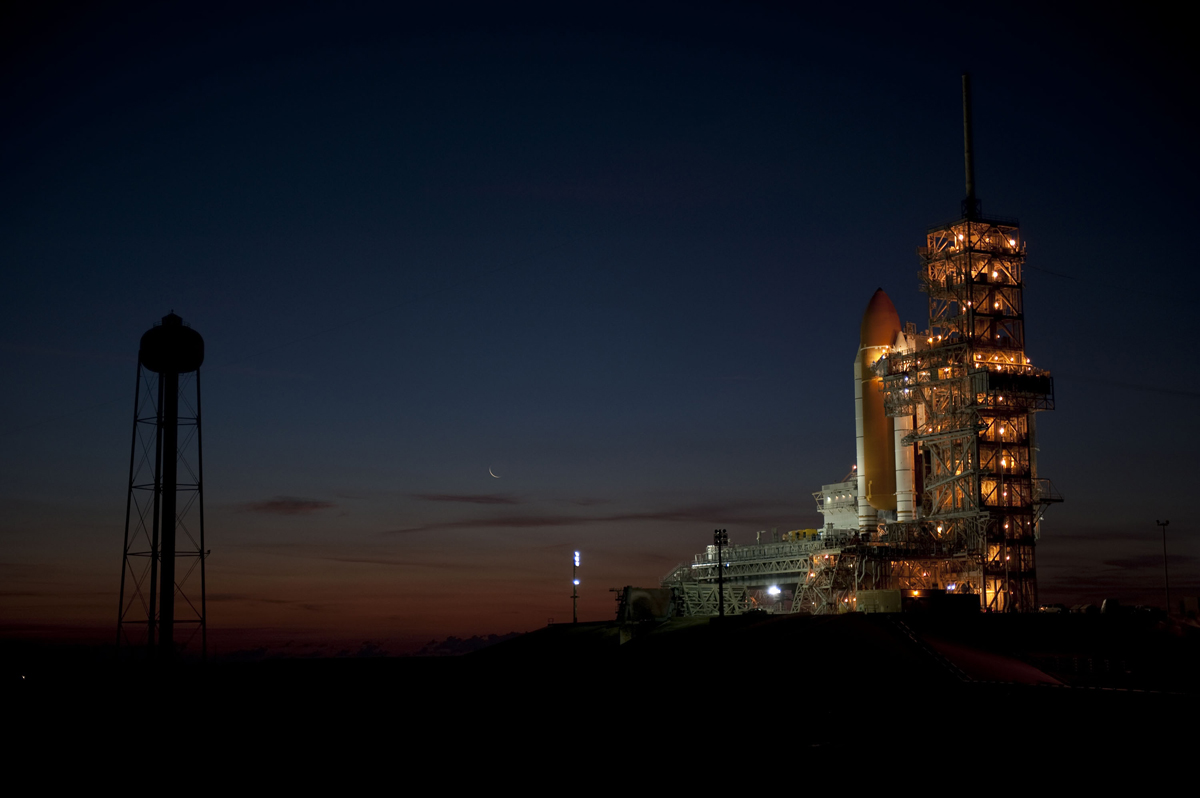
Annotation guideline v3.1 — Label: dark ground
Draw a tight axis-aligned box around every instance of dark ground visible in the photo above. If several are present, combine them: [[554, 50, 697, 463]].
[[6, 612, 1198, 762]]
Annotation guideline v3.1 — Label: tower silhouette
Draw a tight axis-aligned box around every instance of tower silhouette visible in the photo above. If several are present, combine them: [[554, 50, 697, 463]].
[[117, 313, 207, 659]]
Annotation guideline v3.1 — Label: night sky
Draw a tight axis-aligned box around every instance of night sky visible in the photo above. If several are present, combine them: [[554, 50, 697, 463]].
[[3, 2, 1196, 656]]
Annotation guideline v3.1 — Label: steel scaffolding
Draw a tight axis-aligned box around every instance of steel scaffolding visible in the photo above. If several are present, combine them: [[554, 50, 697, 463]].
[[877, 216, 1059, 611]]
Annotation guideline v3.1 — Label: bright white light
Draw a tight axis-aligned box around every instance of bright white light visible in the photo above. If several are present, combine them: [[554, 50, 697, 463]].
[[574, 551, 580, 566], [573, 579, 580, 585], [767, 585, 781, 596]]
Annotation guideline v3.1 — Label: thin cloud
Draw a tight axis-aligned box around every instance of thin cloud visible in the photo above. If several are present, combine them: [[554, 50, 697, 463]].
[[605, 501, 767, 525], [571, 497, 612, 506], [207, 593, 310, 605], [385, 500, 785, 535], [206, 593, 253, 602], [415, 493, 521, 505], [388, 514, 592, 534], [241, 497, 336, 516]]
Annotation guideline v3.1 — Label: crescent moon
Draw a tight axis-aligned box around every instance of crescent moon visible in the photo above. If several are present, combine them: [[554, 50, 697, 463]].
[[489, 468, 500, 478]]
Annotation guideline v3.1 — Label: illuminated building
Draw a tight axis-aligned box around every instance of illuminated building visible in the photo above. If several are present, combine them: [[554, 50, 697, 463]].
[[663, 75, 1060, 614]]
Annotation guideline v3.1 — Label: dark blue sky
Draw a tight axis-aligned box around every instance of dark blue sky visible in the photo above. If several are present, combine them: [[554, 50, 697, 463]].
[[3, 2, 1196, 653]]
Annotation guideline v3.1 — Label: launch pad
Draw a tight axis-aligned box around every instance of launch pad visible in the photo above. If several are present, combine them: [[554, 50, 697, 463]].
[[662, 75, 1060, 615]]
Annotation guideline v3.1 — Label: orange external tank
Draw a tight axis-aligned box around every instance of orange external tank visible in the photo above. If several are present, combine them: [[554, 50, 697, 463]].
[[855, 289, 900, 528]]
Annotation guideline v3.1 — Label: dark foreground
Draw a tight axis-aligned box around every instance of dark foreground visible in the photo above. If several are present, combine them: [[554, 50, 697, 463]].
[[7, 612, 1199, 761]]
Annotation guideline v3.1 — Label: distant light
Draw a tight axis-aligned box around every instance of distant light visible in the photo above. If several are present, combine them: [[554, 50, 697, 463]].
[[574, 551, 580, 567], [767, 585, 781, 596], [573, 579, 580, 585]]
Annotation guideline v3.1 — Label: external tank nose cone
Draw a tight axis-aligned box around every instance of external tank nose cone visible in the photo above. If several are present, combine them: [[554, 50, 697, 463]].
[[860, 288, 901, 347]]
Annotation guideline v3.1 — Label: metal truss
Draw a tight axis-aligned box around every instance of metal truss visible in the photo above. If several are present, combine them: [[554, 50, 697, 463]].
[[793, 550, 857, 615], [675, 583, 751, 616], [663, 540, 842, 616]]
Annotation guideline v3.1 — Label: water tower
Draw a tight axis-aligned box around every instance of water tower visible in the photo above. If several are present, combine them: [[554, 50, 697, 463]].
[[117, 313, 207, 659]]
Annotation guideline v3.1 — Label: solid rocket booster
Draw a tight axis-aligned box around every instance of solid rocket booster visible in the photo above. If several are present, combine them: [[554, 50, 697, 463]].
[[855, 288, 900, 530]]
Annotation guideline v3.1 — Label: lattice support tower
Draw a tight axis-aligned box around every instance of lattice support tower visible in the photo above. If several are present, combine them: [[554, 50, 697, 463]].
[[117, 313, 208, 659]]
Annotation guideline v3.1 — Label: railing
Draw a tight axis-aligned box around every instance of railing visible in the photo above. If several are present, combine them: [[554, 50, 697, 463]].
[[661, 563, 691, 583], [1034, 478, 1063, 503], [691, 538, 829, 566]]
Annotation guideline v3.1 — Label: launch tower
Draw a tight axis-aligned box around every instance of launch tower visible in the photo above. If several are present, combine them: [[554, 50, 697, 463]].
[[875, 74, 1059, 611]]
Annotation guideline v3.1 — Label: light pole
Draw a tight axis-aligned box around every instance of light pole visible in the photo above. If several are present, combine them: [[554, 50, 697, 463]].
[[1157, 520, 1170, 615], [714, 529, 728, 618], [572, 550, 580, 624]]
